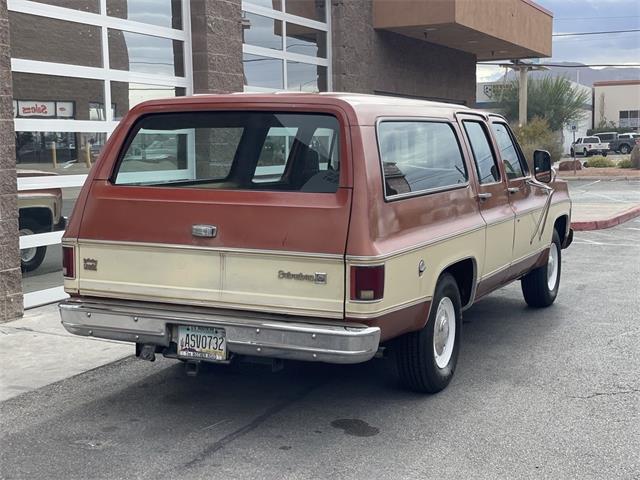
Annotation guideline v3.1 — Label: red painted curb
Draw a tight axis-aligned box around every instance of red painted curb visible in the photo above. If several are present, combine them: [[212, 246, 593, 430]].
[[571, 205, 640, 231]]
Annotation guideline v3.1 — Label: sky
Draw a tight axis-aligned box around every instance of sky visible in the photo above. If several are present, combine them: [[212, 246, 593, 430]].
[[477, 0, 640, 82]]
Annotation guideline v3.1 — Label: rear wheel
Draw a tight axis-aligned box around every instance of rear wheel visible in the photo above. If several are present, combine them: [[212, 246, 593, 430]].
[[584, 148, 590, 157], [395, 273, 462, 393], [620, 144, 630, 154], [19, 218, 47, 272], [521, 230, 561, 308]]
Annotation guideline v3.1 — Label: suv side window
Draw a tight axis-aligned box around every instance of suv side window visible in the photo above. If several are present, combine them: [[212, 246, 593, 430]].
[[378, 120, 467, 198], [462, 121, 500, 184], [490, 122, 526, 180]]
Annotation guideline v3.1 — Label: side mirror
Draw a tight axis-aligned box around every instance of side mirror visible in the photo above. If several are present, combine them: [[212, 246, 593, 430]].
[[533, 150, 552, 183]]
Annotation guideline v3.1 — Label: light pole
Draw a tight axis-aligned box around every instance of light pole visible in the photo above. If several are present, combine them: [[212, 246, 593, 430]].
[[497, 61, 548, 126]]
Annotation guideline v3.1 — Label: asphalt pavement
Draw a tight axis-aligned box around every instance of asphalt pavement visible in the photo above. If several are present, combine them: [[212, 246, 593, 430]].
[[2, 221, 639, 479]]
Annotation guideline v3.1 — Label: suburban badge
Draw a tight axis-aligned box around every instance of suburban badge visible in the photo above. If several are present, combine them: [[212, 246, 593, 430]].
[[278, 270, 327, 284], [83, 258, 98, 271]]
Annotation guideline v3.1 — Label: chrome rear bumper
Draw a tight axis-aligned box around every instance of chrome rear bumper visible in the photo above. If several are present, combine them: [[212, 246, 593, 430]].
[[59, 298, 380, 364]]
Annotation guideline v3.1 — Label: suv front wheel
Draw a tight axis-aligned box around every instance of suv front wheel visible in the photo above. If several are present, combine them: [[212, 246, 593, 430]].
[[521, 230, 562, 308], [395, 273, 462, 393]]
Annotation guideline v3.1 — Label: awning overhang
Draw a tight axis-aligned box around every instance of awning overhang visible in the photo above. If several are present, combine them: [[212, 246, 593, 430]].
[[373, 0, 553, 61]]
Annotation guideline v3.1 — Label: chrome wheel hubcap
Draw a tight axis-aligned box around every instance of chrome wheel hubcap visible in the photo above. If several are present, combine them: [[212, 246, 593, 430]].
[[19, 228, 37, 263], [547, 243, 559, 291], [433, 297, 456, 369]]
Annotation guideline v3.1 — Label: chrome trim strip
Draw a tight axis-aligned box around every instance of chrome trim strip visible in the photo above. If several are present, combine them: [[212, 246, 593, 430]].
[[346, 295, 432, 319], [346, 224, 485, 262], [484, 216, 514, 228], [59, 298, 380, 364], [479, 245, 548, 281], [73, 238, 344, 260]]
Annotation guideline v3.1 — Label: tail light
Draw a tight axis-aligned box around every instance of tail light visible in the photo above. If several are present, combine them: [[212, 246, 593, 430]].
[[62, 245, 75, 279], [350, 265, 385, 301]]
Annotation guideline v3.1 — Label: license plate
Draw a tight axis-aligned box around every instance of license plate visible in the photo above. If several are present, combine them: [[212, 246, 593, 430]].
[[177, 325, 226, 361]]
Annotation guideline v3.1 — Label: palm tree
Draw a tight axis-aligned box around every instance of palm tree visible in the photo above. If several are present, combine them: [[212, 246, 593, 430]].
[[489, 76, 590, 132]]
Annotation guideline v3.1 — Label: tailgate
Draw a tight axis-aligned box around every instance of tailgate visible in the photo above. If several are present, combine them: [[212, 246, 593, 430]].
[[68, 109, 352, 319]]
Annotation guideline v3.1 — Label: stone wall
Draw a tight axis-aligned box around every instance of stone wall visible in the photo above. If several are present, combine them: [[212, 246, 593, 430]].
[[331, 0, 476, 105], [191, 0, 244, 94], [0, 0, 22, 322]]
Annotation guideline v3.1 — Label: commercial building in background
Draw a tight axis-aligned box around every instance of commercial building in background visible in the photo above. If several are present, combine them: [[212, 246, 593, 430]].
[[0, 0, 553, 321], [593, 80, 640, 130], [476, 79, 593, 154]]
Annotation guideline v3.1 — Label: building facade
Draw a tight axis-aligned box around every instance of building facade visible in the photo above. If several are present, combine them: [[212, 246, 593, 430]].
[[593, 80, 640, 130], [0, 0, 552, 321]]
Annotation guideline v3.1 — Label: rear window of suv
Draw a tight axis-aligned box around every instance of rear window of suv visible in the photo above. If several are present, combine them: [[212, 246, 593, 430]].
[[113, 112, 340, 193]]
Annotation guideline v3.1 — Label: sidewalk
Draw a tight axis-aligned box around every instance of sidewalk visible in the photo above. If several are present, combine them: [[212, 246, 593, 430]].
[[567, 178, 640, 231], [0, 304, 131, 402]]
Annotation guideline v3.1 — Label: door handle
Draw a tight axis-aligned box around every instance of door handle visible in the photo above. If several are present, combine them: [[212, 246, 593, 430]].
[[508, 187, 520, 194], [192, 224, 217, 238], [477, 192, 492, 201]]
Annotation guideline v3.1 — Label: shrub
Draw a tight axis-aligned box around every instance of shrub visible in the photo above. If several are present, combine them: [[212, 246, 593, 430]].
[[618, 159, 632, 169], [512, 117, 563, 165], [584, 156, 614, 168]]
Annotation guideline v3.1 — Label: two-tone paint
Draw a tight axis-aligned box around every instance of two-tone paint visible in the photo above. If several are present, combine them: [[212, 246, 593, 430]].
[[61, 93, 571, 353]]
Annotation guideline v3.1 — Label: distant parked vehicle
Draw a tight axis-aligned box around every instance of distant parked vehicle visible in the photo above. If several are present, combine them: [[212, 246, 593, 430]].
[[570, 136, 609, 157], [593, 132, 617, 142], [607, 133, 640, 155]]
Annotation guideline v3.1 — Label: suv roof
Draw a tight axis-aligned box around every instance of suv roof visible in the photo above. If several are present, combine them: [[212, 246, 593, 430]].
[[127, 93, 494, 127]]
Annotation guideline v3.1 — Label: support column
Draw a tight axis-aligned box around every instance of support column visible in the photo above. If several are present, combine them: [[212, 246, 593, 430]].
[[0, 0, 23, 322], [190, 0, 244, 94], [519, 66, 528, 126]]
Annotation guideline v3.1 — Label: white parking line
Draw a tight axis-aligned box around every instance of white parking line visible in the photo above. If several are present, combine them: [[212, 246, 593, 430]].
[[579, 180, 601, 189], [573, 240, 640, 247]]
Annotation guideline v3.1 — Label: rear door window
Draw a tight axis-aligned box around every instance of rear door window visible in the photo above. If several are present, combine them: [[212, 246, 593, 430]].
[[377, 120, 467, 198], [462, 121, 500, 184], [113, 112, 341, 193]]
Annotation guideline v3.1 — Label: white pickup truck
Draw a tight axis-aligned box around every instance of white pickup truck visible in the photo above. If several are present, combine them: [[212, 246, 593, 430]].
[[570, 136, 609, 157]]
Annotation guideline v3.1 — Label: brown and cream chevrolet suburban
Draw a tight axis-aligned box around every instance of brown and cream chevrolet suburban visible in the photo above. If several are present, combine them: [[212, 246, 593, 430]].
[[59, 93, 572, 393]]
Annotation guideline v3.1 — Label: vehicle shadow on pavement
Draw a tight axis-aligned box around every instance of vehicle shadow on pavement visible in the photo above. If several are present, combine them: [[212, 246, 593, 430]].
[[0, 287, 569, 479]]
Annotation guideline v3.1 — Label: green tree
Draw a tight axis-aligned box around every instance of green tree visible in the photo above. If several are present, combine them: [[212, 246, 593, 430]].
[[489, 76, 590, 132]]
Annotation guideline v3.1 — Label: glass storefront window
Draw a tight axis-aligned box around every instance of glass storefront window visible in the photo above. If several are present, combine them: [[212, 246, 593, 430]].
[[286, 23, 326, 58], [244, 0, 283, 11], [285, 0, 326, 22], [242, 12, 283, 51], [15, 131, 107, 169], [286, 62, 326, 92], [21, 244, 63, 294], [108, 30, 185, 77], [243, 54, 284, 90], [106, 0, 183, 30], [29, 0, 100, 13], [12, 73, 105, 121], [111, 82, 186, 120], [9, 13, 103, 68]]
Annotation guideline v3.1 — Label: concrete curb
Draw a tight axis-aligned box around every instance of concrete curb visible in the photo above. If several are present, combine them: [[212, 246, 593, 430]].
[[572, 205, 640, 231]]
